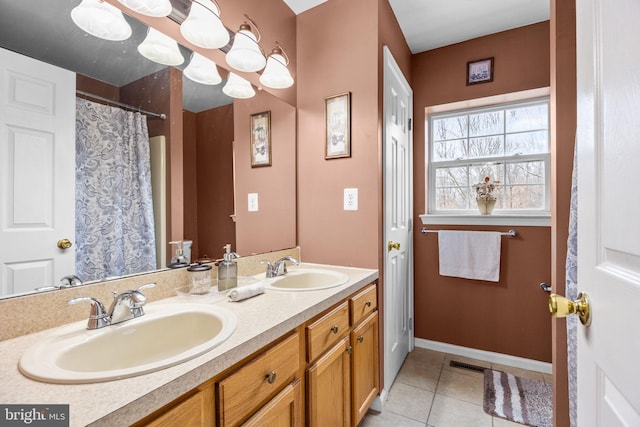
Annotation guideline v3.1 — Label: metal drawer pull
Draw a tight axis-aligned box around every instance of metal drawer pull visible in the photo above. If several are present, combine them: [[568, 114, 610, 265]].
[[266, 371, 277, 384], [330, 325, 339, 334], [365, 301, 372, 307], [357, 336, 364, 343]]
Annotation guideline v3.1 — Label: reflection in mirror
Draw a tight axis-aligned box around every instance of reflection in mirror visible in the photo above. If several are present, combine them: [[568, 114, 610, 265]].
[[0, 0, 296, 299]]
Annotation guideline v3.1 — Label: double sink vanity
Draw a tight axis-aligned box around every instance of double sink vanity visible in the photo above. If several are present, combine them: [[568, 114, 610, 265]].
[[0, 250, 379, 426]]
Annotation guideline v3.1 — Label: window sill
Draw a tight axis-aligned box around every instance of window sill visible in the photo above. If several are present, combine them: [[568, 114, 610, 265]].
[[419, 213, 551, 227]]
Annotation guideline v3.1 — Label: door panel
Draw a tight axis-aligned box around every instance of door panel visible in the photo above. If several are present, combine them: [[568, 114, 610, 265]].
[[576, 0, 640, 424], [0, 47, 75, 296], [383, 46, 413, 390]]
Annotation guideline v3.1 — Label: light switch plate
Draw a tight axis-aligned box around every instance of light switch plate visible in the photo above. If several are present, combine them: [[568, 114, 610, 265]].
[[248, 193, 259, 212], [344, 188, 358, 211]]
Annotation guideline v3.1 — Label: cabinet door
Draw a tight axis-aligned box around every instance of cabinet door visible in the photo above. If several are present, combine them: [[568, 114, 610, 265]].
[[144, 386, 213, 427], [242, 378, 302, 427], [217, 332, 300, 426], [351, 311, 379, 426], [307, 336, 351, 427]]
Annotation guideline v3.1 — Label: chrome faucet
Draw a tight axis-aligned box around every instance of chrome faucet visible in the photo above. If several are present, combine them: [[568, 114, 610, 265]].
[[60, 274, 83, 288], [68, 283, 156, 330], [262, 256, 299, 278], [35, 274, 84, 292]]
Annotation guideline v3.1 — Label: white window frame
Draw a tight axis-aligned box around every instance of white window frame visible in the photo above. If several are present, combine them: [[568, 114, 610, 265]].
[[420, 88, 552, 227]]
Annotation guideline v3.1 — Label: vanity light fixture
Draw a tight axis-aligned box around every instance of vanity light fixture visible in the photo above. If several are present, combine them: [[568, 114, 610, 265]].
[[137, 28, 184, 66], [259, 44, 294, 89], [70, 0, 132, 41], [225, 16, 266, 73], [116, 0, 172, 17], [184, 52, 222, 85], [180, 0, 230, 49], [222, 72, 256, 99]]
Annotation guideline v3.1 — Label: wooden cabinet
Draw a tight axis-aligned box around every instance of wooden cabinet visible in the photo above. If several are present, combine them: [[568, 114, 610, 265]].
[[138, 281, 379, 427], [217, 332, 300, 427], [136, 384, 214, 427], [243, 378, 302, 427], [307, 336, 351, 427], [307, 282, 379, 427], [306, 301, 349, 362], [351, 311, 379, 425]]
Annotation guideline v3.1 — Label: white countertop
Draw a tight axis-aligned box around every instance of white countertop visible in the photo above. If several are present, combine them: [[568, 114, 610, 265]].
[[0, 263, 378, 427]]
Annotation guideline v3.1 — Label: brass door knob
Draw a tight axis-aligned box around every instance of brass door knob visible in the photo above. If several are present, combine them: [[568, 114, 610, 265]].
[[57, 239, 72, 250], [549, 292, 591, 326], [388, 241, 401, 251]]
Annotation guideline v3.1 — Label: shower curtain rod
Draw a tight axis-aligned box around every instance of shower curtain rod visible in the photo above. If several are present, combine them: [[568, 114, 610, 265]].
[[76, 90, 166, 120], [421, 227, 517, 237]]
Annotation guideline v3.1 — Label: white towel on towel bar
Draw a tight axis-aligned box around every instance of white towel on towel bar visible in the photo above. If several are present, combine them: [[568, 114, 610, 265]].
[[438, 230, 501, 282]]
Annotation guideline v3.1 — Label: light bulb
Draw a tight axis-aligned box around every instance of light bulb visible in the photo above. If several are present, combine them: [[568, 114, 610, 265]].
[[180, 0, 230, 49], [71, 0, 132, 41]]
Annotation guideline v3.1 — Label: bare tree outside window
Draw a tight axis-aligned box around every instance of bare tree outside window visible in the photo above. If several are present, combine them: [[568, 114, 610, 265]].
[[429, 99, 549, 212]]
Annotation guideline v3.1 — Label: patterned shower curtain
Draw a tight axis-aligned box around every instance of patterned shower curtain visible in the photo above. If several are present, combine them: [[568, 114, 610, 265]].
[[75, 98, 157, 282], [566, 144, 578, 427]]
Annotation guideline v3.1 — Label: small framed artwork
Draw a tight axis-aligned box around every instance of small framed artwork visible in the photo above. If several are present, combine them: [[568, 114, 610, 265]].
[[250, 111, 271, 167], [466, 57, 494, 85], [324, 92, 351, 159]]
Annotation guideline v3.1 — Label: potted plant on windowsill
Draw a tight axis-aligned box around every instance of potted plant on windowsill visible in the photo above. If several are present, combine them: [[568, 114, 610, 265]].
[[474, 176, 498, 215]]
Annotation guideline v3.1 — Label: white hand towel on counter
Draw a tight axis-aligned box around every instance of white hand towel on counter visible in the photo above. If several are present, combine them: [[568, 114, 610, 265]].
[[227, 282, 265, 302], [437, 230, 501, 282]]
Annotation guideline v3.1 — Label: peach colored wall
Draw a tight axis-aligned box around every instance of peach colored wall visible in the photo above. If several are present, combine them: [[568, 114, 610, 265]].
[[234, 92, 296, 255], [412, 23, 553, 362], [195, 104, 236, 260], [550, 0, 576, 425], [297, 0, 380, 269], [76, 75, 119, 101]]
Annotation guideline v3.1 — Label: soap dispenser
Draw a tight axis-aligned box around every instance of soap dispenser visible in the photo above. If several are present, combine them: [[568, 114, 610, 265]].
[[167, 241, 189, 268], [217, 244, 239, 292]]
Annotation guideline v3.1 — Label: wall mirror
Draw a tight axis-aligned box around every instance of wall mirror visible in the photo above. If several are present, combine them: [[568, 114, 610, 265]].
[[0, 0, 297, 299]]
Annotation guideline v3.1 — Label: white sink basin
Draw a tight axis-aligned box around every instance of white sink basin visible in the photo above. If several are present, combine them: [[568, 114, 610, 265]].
[[19, 302, 236, 384], [264, 268, 349, 291]]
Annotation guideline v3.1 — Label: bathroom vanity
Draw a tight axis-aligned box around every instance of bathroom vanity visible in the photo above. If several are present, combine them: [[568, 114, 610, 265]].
[[0, 262, 378, 426]]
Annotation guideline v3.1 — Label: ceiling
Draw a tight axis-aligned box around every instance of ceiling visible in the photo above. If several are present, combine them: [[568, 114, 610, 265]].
[[283, 0, 550, 53]]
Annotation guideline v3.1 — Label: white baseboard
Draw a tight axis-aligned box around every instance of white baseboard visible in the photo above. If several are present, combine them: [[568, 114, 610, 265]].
[[414, 338, 552, 375], [369, 388, 387, 412]]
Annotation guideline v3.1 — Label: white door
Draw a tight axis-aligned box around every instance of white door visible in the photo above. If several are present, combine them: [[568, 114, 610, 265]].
[[0, 48, 76, 297], [383, 46, 413, 391], [576, 0, 640, 424]]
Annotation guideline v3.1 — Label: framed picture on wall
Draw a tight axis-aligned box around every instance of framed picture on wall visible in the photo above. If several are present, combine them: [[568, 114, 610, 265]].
[[466, 57, 494, 85], [324, 92, 351, 159], [250, 111, 271, 167]]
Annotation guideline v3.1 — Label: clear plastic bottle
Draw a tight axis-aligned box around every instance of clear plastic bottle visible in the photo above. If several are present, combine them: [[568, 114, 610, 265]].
[[217, 244, 239, 292]]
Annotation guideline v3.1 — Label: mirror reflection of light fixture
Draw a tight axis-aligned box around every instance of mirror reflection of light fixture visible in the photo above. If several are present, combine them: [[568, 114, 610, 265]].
[[222, 72, 255, 99], [117, 0, 172, 17], [259, 45, 294, 89], [180, 0, 230, 49], [70, 0, 132, 41], [137, 28, 184, 66], [184, 53, 222, 85], [226, 16, 266, 73]]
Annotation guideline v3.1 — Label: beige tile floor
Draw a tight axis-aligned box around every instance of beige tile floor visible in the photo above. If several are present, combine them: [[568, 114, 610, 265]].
[[360, 348, 552, 427]]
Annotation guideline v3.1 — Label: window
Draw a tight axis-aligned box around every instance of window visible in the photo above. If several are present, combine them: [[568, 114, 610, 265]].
[[427, 98, 550, 216]]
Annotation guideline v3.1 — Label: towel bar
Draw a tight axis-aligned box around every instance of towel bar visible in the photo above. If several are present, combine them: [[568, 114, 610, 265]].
[[420, 227, 517, 237]]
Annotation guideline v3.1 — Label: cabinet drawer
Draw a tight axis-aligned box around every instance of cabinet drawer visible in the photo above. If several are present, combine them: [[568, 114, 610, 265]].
[[306, 301, 349, 362], [349, 283, 377, 326], [217, 332, 300, 427]]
